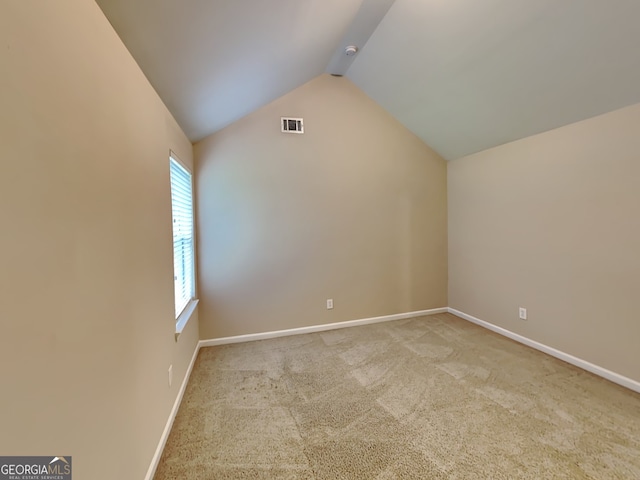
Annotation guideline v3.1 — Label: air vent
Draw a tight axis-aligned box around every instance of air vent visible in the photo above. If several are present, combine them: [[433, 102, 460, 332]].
[[281, 117, 304, 134]]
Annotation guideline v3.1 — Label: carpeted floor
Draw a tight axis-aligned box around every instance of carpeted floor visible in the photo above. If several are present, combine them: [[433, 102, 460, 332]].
[[154, 313, 640, 479]]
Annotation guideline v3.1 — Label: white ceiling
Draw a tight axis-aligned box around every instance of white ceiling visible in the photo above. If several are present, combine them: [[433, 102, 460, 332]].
[[96, 0, 640, 160], [95, 0, 368, 141]]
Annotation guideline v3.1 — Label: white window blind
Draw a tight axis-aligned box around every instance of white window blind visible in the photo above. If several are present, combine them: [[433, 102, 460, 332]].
[[170, 156, 195, 319]]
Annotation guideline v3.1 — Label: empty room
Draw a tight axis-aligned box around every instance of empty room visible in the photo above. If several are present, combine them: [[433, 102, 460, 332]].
[[1, 0, 639, 479]]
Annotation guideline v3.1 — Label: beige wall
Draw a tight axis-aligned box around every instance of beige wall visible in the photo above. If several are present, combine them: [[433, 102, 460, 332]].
[[0, 1, 198, 479], [448, 103, 640, 383], [195, 74, 447, 339]]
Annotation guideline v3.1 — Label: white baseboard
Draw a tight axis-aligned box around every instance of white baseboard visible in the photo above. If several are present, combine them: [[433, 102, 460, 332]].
[[200, 307, 448, 347], [448, 308, 640, 394], [144, 341, 201, 480], [146, 306, 639, 477], [145, 307, 446, 478]]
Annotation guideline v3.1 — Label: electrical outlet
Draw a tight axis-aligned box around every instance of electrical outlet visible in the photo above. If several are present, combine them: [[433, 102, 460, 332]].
[[326, 299, 333, 310], [519, 307, 527, 320], [168, 365, 173, 387]]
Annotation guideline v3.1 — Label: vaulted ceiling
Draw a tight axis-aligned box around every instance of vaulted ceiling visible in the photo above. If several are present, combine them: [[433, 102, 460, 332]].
[[96, 0, 640, 160]]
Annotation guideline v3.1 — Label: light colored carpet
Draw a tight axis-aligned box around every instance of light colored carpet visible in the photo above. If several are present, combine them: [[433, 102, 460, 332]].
[[154, 313, 640, 479]]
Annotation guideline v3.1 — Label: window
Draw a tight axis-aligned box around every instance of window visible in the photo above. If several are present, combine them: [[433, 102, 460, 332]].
[[169, 154, 195, 321]]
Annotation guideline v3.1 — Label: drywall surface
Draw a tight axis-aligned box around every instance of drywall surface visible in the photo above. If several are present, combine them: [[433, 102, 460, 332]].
[[196, 74, 447, 339], [448, 103, 640, 382], [0, 1, 198, 478]]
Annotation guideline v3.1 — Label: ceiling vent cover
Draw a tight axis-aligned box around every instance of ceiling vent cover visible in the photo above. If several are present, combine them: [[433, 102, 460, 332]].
[[281, 117, 304, 134]]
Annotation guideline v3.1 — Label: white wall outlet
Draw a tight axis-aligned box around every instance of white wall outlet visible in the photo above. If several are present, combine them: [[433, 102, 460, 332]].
[[168, 365, 173, 387], [519, 307, 527, 320], [326, 299, 333, 310]]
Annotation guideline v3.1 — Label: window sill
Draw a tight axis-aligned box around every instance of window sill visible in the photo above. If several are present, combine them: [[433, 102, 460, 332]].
[[175, 299, 199, 341]]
